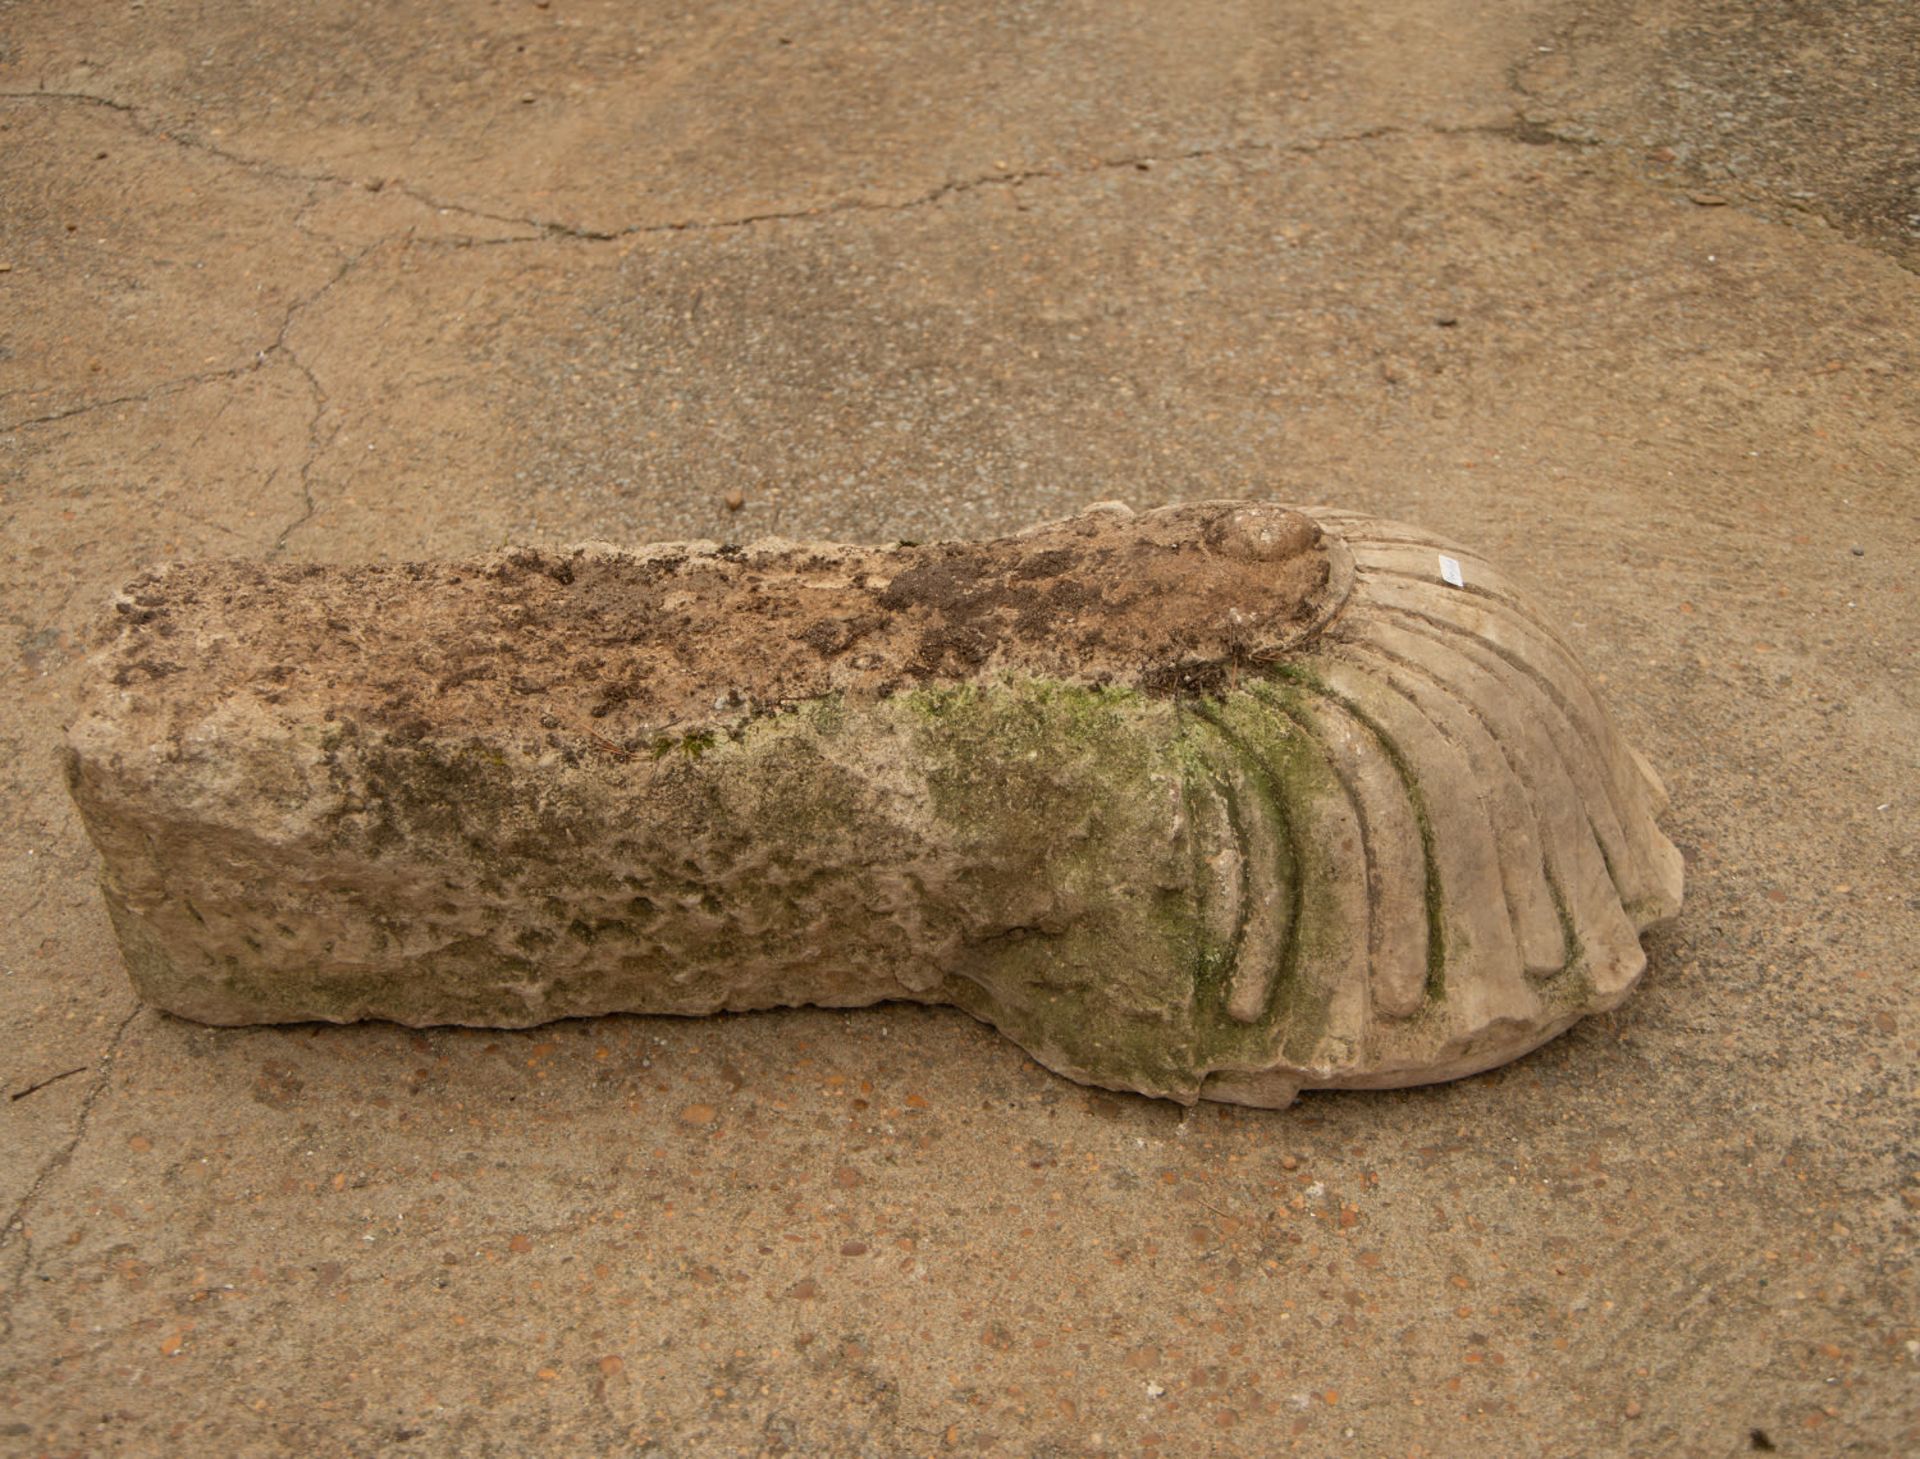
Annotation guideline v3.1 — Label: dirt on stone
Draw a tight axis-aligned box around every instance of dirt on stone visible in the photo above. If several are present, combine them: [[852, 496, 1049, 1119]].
[[88, 502, 1341, 750]]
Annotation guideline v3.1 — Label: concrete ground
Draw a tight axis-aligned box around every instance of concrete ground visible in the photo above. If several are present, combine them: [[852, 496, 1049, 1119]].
[[2, 1, 1914, 1454]]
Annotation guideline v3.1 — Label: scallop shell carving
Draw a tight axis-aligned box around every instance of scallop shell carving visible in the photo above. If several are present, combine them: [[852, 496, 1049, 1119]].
[[65, 500, 1682, 1108], [1174, 507, 1684, 1106]]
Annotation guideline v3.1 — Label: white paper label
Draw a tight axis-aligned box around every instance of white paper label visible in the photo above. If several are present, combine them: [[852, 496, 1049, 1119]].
[[1438, 554, 1465, 588]]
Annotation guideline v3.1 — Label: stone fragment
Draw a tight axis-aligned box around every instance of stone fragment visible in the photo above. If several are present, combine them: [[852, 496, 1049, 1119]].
[[65, 501, 1683, 1106]]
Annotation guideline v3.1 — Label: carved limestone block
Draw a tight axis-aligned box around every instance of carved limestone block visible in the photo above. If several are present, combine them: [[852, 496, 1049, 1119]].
[[65, 502, 1682, 1106]]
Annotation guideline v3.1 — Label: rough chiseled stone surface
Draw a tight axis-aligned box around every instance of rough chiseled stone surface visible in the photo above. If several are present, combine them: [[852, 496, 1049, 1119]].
[[66, 501, 1682, 1106]]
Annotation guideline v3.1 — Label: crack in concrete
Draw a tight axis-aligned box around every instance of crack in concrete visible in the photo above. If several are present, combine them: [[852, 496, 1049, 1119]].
[[423, 121, 1547, 242], [0, 1003, 142, 1343], [0, 93, 1613, 451], [2, 85, 1583, 243], [9, 1066, 88, 1103], [2, 237, 382, 565], [0, 88, 542, 241], [0, 93, 1596, 518], [263, 242, 386, 556], [0, 369, 252, 434], [8, 81, 1906, 279]]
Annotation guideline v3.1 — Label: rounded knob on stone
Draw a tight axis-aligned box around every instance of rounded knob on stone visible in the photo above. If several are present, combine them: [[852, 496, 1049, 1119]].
[[1204, 505, 1322, 562]]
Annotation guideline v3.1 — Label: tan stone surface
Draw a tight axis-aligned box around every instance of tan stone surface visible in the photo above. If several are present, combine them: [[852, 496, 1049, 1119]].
[[2, 1, 1915, 1453], [65, 503, 1680, 1106]]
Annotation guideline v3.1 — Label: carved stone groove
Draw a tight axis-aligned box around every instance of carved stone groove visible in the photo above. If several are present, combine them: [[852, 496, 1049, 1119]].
[[66, 502, 1683, 1107]]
